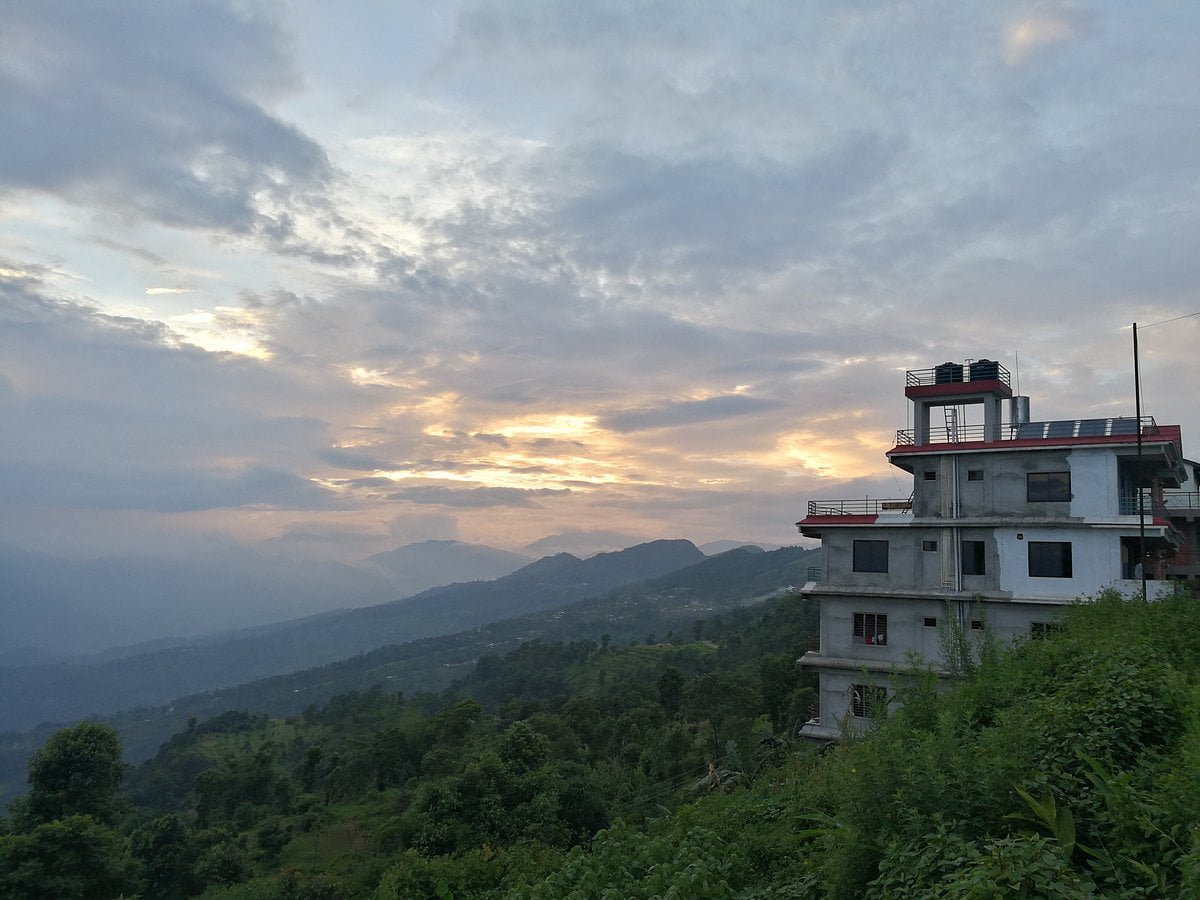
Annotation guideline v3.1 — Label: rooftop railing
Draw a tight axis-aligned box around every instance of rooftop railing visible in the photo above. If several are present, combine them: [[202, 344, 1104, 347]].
[[806, 498, 912, 517], [894, 416, 1158, 448], [906, 360, 1011, 388]]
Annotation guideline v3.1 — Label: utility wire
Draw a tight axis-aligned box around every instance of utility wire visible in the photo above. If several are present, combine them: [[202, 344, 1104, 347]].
[[1139, 310, 1200, 329]]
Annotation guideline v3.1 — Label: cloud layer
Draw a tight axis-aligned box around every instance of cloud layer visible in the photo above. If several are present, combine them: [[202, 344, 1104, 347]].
[[1, 0, 1198, 565]]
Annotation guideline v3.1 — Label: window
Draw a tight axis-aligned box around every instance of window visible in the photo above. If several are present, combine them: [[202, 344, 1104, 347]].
[[1030, 622, 1063, 639], [853, 612, 887, 646], [962, 540, 986, 575], [1027, 471, 1071, 502], [923, 470, 937, 481], [851, 684, 888, 719], [852, 540, 889, 573], [967, 469, 984, 481], [923, 616, 938, 627], [1029, 541, 1073, 578], [922, 540, 938, 551], [970, 620, 984, 630]]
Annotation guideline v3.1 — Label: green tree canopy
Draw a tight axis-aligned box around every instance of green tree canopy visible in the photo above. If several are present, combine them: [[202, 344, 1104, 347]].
[[23, 723, 124, 826]]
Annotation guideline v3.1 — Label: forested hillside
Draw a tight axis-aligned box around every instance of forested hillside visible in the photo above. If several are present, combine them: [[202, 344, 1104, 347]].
[[3, 588, 1198, 898], [0, 540, 706, 732], [0, 545, 814, 807]]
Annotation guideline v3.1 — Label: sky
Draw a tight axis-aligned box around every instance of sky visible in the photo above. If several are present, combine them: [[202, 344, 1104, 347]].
[[2, 0, 1198, 564]]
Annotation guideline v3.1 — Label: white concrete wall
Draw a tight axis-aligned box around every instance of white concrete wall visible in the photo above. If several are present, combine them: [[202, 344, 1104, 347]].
[[995, 526, 1123, 598], [1068, 449, 1119, 519]]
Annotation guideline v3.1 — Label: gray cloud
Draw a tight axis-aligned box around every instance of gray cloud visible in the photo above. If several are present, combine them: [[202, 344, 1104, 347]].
[[602, 394, 782, 433], [387, 485, 571, 508], [0, 1, 330, 236]]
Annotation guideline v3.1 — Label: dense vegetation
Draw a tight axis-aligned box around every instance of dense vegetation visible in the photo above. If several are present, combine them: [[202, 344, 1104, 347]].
[[3, 587, 1199, 898], [0, 545, 815, 808]]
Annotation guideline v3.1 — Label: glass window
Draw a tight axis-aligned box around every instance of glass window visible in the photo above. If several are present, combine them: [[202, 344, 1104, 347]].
[[1029, 541, 1073, 578], [852, 540, 889, 573], [923, 616, 937, 627], [967, 469, 984, 481], [922, 540, 938, 551], [1027, 471, 1071, 502]]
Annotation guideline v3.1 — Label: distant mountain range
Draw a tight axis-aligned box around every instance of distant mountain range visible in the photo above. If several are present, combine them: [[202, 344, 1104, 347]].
[[0, 539, 706, 732]]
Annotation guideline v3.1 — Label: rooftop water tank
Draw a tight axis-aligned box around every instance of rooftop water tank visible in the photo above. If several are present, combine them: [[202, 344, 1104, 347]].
[[935, 362, 963, 384], [970, 358, 999, 381]]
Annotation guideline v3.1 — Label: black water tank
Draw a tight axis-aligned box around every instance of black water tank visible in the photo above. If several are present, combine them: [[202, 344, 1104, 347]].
[[970, 359, 999, 381], [935, 362, 963, 384]]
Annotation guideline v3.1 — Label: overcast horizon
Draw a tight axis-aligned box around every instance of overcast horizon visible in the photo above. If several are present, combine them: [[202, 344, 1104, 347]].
[[2, 1, 1198, 567]]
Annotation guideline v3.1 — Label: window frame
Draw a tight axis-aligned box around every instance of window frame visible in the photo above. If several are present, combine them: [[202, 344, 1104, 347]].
[[922, 539, 938, 551], [850, 683, 888, 719], [1027, 471, 1071, 502], [1029, 541, 1073, 578], [967, 469, 984, 482], [852, 612, 888, 646], [852, 539, 889, 573]]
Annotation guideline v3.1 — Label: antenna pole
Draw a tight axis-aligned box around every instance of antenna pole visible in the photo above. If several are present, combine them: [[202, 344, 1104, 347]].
[[1134, 322, 1146, 599]]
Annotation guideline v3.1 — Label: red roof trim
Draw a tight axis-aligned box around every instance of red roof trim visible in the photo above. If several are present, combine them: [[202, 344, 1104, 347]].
[[796, 515, 879, 527]]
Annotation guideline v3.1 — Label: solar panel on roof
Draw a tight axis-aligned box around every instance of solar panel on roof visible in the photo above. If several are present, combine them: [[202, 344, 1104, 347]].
[[1016, 423, 1046, 439], [1077, 419, 1107, 437], [1046, 420, 1077, 438], [1111, 419, 1139, 435]]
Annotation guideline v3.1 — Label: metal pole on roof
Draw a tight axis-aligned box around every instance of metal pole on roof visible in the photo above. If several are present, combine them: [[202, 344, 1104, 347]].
[[1134, 322, 1146, 600]]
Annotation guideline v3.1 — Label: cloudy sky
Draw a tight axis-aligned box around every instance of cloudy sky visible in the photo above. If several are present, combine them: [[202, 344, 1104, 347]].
[[2, 0, 1198, 564]]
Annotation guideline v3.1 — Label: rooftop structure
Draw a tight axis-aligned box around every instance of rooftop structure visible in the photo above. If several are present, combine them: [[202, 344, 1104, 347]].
[[795, 358, 1199, 742]]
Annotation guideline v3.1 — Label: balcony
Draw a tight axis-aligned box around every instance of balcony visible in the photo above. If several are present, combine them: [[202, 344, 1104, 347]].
[[805, 498, 913, 516]]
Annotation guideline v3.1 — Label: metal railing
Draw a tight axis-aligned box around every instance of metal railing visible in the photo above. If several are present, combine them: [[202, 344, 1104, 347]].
[[895, 416, 1159, 448], [1162, 490, 1200, 511], [806, 566, 822, 582], [806, 498, 913, 516], [905, 360, 1011, 388]]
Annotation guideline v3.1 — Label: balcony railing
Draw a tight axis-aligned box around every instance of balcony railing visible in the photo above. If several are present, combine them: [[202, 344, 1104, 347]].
[[895, 416, 1158, 448], [1119, 490, 1197, 517], [806, 566, 822, 582], [1163, 490, 1200, 511], [806, 498, 913, 516]]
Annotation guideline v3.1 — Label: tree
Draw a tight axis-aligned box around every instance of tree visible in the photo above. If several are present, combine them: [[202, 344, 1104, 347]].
[[130, 814, 196, 899], [657, 666, 685, 718], [23, 723, 124, 827], [0, 814, 138, 899]]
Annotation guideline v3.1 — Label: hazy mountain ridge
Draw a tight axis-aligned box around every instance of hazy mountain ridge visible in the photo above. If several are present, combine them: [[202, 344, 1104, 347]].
[[0, 545, 817, 809], [0, 540, 706, 732]]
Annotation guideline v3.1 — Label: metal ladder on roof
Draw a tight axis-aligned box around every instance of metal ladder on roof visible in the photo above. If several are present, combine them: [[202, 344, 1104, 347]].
[[944, 406, 959, 443]]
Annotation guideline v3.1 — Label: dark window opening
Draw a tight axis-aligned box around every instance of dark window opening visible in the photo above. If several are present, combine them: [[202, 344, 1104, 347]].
[[923, 617, 937, 627], [922, 540, 938, 551], [967, 469, 984, 481], [853, 540, 889, 573], [923, 470, 937, 481], [962, 540, 986, 576], [853, 612, 888, 646], [1029, 541, 1073, 578], [970, 620, 984, 630], [1027, 471, 1071, 502], [1031, 621, 1063, 639]]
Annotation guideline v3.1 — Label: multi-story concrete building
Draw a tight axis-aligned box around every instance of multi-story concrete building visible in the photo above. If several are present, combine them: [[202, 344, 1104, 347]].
[[796, 358, 1198, 741]]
